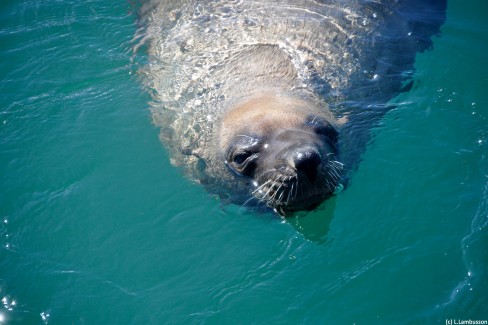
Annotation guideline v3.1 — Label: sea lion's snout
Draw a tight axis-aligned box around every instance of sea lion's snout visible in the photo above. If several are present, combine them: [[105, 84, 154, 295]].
[[286, 145, 322, 182], [253, 134, 339, 214]]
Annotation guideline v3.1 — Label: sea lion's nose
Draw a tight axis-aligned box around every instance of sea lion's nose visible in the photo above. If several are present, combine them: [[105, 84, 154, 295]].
[[290, 147, 321, 181]]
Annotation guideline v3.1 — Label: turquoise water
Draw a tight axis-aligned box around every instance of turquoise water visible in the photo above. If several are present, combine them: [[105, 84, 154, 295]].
[[1, 0, 487, 324]]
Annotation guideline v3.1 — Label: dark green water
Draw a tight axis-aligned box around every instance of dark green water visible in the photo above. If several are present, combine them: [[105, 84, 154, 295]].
[[1, 0, 487, 324]]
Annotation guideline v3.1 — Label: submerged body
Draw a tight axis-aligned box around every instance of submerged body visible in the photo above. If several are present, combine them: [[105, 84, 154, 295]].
[[136, 0, 446, 213]]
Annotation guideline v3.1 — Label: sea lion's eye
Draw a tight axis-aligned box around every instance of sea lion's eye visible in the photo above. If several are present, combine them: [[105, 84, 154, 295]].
[[305, 115, 338, 144], [316, 124, 338, 144], [227, 150, 257, 176], [233, 151, 252, 165], [225, 135, 262, 175]]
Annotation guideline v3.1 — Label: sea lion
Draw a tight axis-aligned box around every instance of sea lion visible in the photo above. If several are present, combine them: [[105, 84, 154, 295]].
[[135, 0, 446, 214]]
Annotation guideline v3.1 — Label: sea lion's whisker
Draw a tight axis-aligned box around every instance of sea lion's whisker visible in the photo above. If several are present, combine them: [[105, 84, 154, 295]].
[[262, 182, 276, 200], [276, 183, 286, 205], [286, 182, 295, 205], [330, 160, 344, 169], [325, 179, 332, 190], [242, 196, 258, 207], [269, 177, 282, 201], [330, 167, 340, 183], [294, 179, 298, 199], [252, 179, 271, 195]]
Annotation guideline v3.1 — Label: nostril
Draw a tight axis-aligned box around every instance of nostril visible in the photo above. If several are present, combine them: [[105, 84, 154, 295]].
[[292, 148, 321, 180]]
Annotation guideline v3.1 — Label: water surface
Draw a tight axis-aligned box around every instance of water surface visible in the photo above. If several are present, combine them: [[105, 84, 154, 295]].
[[1, 0, 487, 324]]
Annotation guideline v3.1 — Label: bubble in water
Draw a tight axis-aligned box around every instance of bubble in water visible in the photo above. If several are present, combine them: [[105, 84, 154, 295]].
[[1, 297, 15, 311], [40, 312, 50, 323]]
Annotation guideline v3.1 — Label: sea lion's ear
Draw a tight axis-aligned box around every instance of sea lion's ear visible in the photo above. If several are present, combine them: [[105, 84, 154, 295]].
[[182, 147, 204, 159]]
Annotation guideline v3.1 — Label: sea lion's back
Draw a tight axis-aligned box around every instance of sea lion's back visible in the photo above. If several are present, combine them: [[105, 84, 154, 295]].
[[138, 0, 445, 106]]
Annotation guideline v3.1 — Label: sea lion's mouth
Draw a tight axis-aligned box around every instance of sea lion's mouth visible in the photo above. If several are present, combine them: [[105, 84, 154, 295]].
[[276, 193, 328, 213], [251, 165, 340, 214]]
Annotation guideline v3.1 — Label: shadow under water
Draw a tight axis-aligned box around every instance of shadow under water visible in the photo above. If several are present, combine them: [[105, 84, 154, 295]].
[[286, 197, 337, 244]]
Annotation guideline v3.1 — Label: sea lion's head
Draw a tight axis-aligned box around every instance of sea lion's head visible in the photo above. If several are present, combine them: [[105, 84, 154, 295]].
[[216, 94, 343, 214]]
